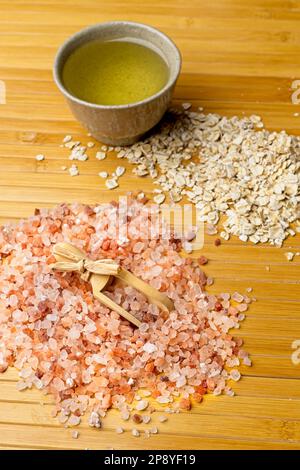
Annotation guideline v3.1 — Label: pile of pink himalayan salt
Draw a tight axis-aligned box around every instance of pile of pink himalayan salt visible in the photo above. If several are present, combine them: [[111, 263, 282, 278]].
[[0, 197, 251, 427]]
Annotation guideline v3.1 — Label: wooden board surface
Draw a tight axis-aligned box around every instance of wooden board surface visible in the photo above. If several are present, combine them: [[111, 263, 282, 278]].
[[0, 0, 300, 450]]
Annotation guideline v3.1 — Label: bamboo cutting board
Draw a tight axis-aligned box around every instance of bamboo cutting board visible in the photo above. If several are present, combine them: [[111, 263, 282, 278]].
[[0, 0, 300, 450]]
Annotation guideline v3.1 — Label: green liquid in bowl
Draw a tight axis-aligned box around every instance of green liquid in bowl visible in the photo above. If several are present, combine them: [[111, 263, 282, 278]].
[[62, 39, 170, 106]]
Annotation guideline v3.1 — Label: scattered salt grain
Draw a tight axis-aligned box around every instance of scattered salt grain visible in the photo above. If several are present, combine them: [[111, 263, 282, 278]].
[[136, 399, 149, 411], [142, 415, 151, 424], [132, 414, 143, 424], [35, 154, 45, 161], [143, 342, 157, 354], [230, 369, 241, 382], [132, 428, 140, 437], [72, 430, 79, 439], [158, 415, 167, 423], [98, 171, 108, 178], [150, 426, 158, 434], [182, 102, 191, 110], [232, 292, 244, 303], [121, 410, 130, 421], [87, 142, 95, 148], [116, 427, 124, 434], [68, 415, 81, 426]]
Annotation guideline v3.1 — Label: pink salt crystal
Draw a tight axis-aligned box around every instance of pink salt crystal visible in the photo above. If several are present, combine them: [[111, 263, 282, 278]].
[[243, 357, 252, 366], [237, 303, 248, 312], [135, 399, 149, 411], [142, 415, 151, 424], [150, 426, 158, 434], [230, 369, 241, 382], [0, 198, 249, 426], [53, 377, 65, 391], [232, 292, 244, 303], [158, 415, 167, 423], [68, 415, 81, 426]]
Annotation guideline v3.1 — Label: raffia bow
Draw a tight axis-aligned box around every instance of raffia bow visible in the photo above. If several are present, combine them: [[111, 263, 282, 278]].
[[51, 243, 120, 281]]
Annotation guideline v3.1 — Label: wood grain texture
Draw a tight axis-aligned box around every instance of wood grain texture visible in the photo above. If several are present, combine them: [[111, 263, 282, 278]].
[[0, 0, 300, 450]]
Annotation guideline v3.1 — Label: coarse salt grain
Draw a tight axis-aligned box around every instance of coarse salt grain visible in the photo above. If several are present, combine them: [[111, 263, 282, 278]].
[[0, 198, 250, 427], [135, 399, 149, 411], [158, 415, 168, 423], [35, 154, 45, 161], [142, 415, 151, 424]]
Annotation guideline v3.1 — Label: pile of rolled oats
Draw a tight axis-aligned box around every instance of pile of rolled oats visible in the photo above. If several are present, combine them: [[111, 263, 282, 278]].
[[116, 107, 300, 246]]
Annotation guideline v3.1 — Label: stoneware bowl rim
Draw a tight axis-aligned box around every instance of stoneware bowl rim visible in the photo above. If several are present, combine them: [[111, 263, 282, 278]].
[[53, 20, 182, 110]]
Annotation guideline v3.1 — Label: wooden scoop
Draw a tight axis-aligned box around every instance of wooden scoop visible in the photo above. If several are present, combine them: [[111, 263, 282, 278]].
[[51, 242, 174, 328]]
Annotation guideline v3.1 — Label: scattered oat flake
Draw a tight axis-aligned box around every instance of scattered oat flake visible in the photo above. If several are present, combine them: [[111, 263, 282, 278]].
[[105, 179, 118, 190], [114, 108, 299, 247], [96, 151, 106, 160], [69, 164, 79, 177], [153, 194, 165, 205], [115, 166, 125, 177], [285, 252, 295, 261], [63, 135, 72, 143]]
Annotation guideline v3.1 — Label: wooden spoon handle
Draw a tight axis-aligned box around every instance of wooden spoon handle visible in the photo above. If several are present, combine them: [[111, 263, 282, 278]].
[[117, 268, 174, 314], [93, 290, 142, 328]]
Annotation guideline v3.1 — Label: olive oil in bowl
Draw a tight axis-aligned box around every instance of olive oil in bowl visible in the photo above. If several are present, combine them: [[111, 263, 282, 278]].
[[62, 39, 169, 106]]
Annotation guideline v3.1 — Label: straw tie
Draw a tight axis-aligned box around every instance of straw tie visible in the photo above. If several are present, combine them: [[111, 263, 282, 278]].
[[51, 244, 120, 281]]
